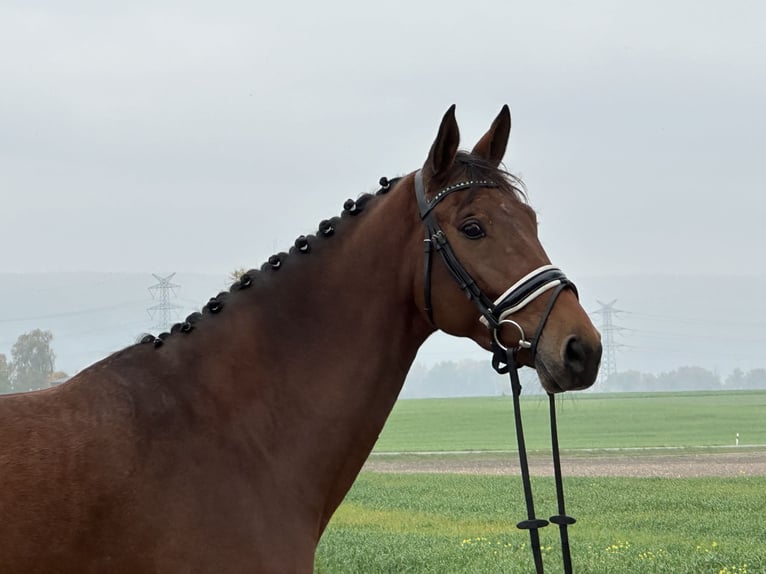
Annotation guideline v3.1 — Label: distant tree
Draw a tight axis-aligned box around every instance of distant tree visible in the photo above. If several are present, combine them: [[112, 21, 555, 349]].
[[401, 359, 519, 399], [743, 368, 766, 389], [603, 370, 657, 392], [401, 362, 428, 398], [0, 354, 11, 394], [725, 368, 746, 389], [10, 329, 56, 392], [655, 366, 721, 391]]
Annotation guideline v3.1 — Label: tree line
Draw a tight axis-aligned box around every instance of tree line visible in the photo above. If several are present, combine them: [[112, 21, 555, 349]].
[[0, 329, 65, 394], [401, 360, 766, 398], [603, 366, 766, 392], [3, 325, 765, 397]]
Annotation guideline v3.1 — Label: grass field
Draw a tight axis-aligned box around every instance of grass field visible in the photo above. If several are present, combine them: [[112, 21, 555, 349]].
[[316, 473, 766, 573], [315, 391, 766, 572], [373, 390, 766, 453]]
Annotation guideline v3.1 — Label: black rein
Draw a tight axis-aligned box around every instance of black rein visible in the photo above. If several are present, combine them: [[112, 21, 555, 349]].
[[411, 170, 577, 574]]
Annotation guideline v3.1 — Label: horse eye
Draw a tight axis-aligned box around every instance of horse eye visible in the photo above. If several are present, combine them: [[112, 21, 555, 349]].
[[460, 221, 485, 239]]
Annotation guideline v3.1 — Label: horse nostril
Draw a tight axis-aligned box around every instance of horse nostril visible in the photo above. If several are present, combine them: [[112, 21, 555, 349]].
[[563, 336, 587, 375]]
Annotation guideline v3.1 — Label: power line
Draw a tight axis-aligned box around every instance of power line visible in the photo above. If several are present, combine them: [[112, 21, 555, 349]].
[[621, 310, 766, 328], [147, 273, 182, 333], [0, 300, 147, 323]]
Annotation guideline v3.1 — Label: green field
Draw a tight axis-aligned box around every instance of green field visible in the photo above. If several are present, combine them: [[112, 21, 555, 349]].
[[374, 390, 766, 453], [316, 391, 766, 573], [316, 474, 765, 573]]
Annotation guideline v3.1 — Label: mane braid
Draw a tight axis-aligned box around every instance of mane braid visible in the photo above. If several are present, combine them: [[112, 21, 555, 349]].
[[139, 178, 395, 347]]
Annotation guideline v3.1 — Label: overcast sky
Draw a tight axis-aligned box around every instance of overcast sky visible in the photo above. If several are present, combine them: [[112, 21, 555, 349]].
[[2, 0, 764, 278], [2, 2, 766, 378]]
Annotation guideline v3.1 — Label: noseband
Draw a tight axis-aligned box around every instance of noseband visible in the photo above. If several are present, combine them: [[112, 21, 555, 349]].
[[413, 169, 577, 574]]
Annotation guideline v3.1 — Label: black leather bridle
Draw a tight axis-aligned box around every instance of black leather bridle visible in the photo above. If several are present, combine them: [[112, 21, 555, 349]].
[[412, 169, 578, 574]]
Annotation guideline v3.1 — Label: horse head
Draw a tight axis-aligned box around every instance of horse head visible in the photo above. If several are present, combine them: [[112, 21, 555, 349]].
[[413, 105, 601, 393]]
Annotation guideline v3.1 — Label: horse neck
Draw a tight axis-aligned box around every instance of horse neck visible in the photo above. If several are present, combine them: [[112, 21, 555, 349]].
[[173, 178, 432, 527]]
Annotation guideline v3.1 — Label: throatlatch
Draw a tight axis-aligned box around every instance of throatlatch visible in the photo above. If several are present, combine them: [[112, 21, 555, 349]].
[[412, 169, 578, 574]]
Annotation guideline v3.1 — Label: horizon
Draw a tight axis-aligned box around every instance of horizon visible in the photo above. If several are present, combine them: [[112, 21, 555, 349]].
[[2, 270, 765, 389]]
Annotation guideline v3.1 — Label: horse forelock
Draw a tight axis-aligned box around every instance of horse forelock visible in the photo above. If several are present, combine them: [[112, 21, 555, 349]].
[[452, 151, 527, 203]]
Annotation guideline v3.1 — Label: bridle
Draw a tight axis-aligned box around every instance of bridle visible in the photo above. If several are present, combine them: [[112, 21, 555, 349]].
[[411, 169, 578, 574]]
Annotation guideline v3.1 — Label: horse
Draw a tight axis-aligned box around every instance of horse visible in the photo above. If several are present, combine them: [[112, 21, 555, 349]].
[[0, 105, 601, 573]]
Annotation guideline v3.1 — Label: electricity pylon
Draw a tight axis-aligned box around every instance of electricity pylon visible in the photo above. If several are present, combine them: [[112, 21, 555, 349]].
[[591, 300, 626, 387], [147, 273, 182, 332]]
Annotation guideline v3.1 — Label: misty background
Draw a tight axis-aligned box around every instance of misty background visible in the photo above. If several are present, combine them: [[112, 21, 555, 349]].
[[1, 1, 765, 395]]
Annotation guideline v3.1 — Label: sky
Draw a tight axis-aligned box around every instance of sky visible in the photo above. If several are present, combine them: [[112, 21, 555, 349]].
[[1, 1, 765, 378]]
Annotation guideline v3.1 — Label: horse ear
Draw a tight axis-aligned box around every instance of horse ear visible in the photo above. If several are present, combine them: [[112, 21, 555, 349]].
[[471, 104, 511, 167], [426, 105, 460, 178]]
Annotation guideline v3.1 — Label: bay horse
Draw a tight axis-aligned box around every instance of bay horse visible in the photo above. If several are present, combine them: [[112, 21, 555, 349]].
[[0, 106, 601, 573]]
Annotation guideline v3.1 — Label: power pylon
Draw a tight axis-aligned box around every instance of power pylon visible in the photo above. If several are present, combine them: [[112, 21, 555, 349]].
[[147, 273, 182, 332], [591, 300, 626, 386]]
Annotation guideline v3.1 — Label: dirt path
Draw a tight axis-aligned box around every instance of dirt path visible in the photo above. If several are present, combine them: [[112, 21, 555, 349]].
[[364, 451, 766, 478]]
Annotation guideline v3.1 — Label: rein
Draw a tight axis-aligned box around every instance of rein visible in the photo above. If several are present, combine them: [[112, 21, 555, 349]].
[[413, 169, 577, 574]]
